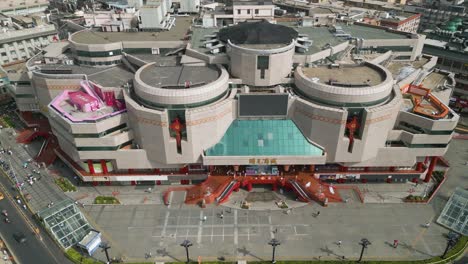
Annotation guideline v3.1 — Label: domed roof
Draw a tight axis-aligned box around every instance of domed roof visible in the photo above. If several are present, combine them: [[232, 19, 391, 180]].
[[218, 20, 298, 45]]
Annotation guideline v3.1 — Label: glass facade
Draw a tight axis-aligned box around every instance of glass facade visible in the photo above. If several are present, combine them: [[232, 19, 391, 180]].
[[37, 199, 92, 248], [205, 119, 323, 156], [76, 49, 122, 57], [437, 187, 467, 235]]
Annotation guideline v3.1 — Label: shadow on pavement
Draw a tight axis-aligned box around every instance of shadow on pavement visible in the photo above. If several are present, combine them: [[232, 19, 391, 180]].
[[237, 246, 264, 261], [156, 248, 181, 262]]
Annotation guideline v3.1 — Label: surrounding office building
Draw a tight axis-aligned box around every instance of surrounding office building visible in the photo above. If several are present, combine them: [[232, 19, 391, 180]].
[[15, 10, 459, 185], [0, 14, 58, 66], [379, 12, 421, 33], [422, 20, 468, 98], [0, 0, 49, 15], [139, 0, 175, 30], [404, 1, 467, 31], [202, 0, 275, 27], [178, 0, 201, 13], [83, 8, 139, 32]]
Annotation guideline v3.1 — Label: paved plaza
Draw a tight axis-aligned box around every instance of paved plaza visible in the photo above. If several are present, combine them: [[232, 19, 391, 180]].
[[78, 138, 467, 263], [82, 202, 450, 263]]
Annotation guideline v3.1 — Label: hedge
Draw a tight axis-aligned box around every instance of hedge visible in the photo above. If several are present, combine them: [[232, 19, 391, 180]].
[[54, 178, 77, 192], [65, 248, 103, 264], [94, 196, 120, 205]]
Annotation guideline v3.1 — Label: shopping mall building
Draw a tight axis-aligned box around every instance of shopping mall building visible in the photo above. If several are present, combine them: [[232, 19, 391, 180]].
[[15, 16, 459, 185]]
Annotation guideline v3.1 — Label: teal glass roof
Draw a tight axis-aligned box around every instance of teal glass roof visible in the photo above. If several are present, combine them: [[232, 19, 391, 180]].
[[205, 120, 323, 156]]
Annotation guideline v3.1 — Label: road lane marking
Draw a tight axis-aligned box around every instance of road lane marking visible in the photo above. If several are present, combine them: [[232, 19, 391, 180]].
[[197, 211, 203, 244]]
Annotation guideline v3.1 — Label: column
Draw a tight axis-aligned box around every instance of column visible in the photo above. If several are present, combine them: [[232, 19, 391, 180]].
[[416, 162, 424, 171], [424, 157, 438, 183], [100, 160, 108, 174], [87, 160, 95, 174]]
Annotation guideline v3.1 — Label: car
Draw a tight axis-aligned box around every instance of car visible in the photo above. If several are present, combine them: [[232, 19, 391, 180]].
[[0, 192, 4, 201], [13, 233, 26, 244]]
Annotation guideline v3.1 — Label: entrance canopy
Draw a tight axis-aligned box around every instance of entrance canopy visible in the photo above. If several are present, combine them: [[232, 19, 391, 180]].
[[205, 119, 323, 156]]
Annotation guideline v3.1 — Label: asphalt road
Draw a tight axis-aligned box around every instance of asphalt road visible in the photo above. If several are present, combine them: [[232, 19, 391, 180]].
[[0, 171, 72, 264]]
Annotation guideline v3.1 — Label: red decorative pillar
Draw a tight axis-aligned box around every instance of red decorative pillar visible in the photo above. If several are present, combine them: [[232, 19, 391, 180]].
[[416, 162, 424, 171], [272, 182, 278, 192], [87, 160, 95, 174], [154, 168, 161, 174], [424, 157, 438, 182], [424, 156, 430, 164], [246, 182, 252, 192], [364, 167, 370, 172], [389, 166, 396, 172], [310, 165, 315, 172], [101, 160, 108, 174]]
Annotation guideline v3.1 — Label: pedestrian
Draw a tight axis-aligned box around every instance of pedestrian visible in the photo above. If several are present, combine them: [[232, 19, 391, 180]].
[[393, 239, 399, 248], [424, 222, 430, 228], [337, 240, 342, 247], [316, 211, 320, 217], [220, 213, 224, 219]]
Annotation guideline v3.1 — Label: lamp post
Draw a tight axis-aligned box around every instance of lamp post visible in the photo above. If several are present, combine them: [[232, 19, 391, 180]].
[[180, 240, 193, 264], [268, 238, 281, 264], [358, 238, 371, 262], [441, 236, 457, 259], [99, 242, 111, 264]]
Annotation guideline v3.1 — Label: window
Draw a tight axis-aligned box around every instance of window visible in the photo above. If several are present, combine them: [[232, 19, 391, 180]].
[[237, 9, 241, 15], [257, 56, 269, 79], [255, 9, 259, 14], [247, 9, 251, 14], [257, 56, 269, 70]]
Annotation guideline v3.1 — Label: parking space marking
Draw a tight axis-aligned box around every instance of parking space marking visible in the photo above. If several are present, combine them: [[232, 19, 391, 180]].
[[159, 211, 170, 246], [211, 209, 214, 242], [268, 215, 274, 239], [197, 211, 203, 244], [234, 209, 238, 246]]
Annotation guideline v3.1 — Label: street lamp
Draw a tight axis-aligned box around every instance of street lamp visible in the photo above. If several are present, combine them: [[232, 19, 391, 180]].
[[358, 238, 371, 262], [268, 238, 281, 264], [180, 240, 193, 264], [441, 236, 457, 259], [99, 242, 111, 264]]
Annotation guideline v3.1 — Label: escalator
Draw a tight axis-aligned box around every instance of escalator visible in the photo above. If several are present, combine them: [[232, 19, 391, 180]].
[[215, 180, 239, 204], [288, 180, 313, 203]]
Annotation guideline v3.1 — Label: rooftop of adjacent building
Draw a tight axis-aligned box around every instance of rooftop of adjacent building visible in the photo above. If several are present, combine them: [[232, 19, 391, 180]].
[[70, 16, 193, 44], [379, 11, 421, 23], [309, 7, 335, 15], [386, 56, 430, 79], [301, 64, 385, 86]]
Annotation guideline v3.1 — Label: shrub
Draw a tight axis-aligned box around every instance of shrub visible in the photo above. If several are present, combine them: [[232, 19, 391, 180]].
[[94, 196, 120, 204], [54, 178, 77, 192], [65, 248, 103, 264]]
